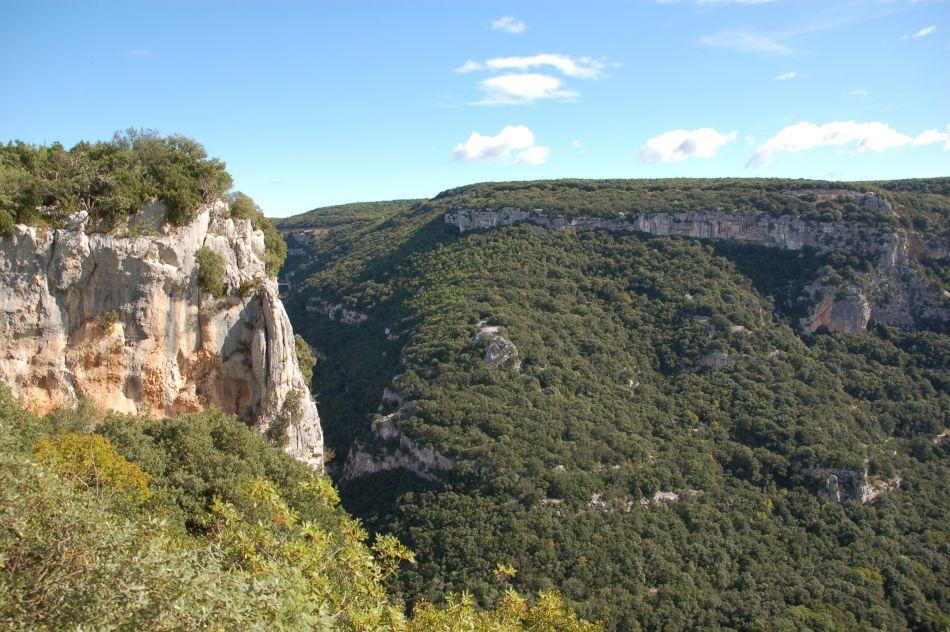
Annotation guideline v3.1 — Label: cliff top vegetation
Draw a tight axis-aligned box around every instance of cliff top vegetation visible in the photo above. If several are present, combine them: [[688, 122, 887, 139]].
[[433, 177, 949, 232], [0, 131, 287, 275]]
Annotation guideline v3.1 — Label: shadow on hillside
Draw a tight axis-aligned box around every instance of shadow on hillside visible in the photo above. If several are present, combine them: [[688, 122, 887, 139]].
[[338, 468, 444, 529], [281, 206, 461, 482], [709, 241, 828, 323]]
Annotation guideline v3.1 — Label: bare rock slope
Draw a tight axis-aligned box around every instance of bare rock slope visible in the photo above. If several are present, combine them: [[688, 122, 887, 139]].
[[0, 201, 323, 468]]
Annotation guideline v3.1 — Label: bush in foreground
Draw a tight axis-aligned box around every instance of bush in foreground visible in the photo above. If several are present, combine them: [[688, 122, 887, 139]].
[[0, 391, 597, 630]]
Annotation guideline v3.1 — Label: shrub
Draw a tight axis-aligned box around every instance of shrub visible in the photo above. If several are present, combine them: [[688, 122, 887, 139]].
[[0, 390, 596, 629], [0, 130, 233, 230], [295, 333, 316, 385], [236, 276, 263, 298], [195, 246, 226, 298], [229, 191, 287, 276], [262, 225, 288, 276], [229, 191, 258, 220], [266, 389, 300, 449], [97, 310, 120, 330], [0, 209, 14, 237], [33, 433, 151, 502]]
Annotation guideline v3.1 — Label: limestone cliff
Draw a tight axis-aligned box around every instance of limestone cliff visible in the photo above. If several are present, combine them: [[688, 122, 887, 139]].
[[341, 413, 455, 482], [0, 201, 323, 468], [445, 207, 948, 333]]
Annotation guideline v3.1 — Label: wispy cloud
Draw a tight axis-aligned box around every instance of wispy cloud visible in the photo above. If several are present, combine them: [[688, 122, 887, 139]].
[[571, 140, 587, 155], [454, 54, 607, 79], [699, 2, 907, 56], [491, 16, 526, 34], [850, 88, 869, 96], [775, 71, 797, 80], [638, 128, 738, 164], [901, 25, 936, 39], [699, 30, 791, 54], [452, 125, 549, 165], [748, 121, 950, 168]]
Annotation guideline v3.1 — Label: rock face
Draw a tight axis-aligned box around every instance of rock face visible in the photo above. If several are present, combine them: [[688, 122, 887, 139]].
[[0, 202, 323, 468], [697, 350, 753, 370], [341, 382, 455, 482], [800, 283, 872, 334], [445, 207, 948, 332], [341, 413, 455, 482], [801, 466, 900, 504], [782, 189, 893, 213], [305, 298, 368, 325], [473, 321, 521, 370]]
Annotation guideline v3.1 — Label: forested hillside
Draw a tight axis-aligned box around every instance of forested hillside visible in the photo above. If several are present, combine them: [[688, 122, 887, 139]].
[[278, 179, 949, 630]]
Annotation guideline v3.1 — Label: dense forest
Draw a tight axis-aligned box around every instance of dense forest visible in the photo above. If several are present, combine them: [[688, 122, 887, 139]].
[[277, 181, 948, 630]]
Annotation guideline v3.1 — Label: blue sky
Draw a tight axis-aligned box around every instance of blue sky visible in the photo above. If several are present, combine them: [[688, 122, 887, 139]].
[[1, 0, 948, 216]]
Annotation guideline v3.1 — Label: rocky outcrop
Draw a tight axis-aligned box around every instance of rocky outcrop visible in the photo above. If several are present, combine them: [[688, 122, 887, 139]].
[[341, 413, 454, 482], [473, 321, 521, 370], [445, 207, 948, 332], [782, 189, 892, 213], [801, 283, 872, 334], [305, 299, 368, 325], [342, 380, 454, 482], [586, 489, 699, 513], [0, 202, 323, 468], [802, 465, 900, 504], [697, 350, 753, 370]]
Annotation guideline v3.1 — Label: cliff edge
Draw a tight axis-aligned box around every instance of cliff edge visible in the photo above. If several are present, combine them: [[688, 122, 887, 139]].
[[0, 200, 323, 468]]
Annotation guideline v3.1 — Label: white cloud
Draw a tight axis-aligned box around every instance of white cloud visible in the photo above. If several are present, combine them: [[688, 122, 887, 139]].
[[638, 128, 738, 164], [700, 30, 791, 54], [491, 16, 526, 34], [475, 73, 578, 105], [453, 60, 484, 74], [912, 127, 950, 148], [775, 71, 797, 80], [747, 121, 949, 168], [514, 145, 550, 165], [454, 54, 609, 106], [455, 54, 607, 79], [451, 125, 550, 165], [850, 88, 869, 96], [571, 140, 587, 154]]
